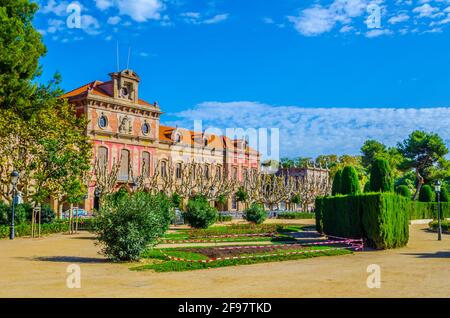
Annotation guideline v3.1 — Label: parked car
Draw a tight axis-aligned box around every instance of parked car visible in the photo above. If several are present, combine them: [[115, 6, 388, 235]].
[[62, 208, 88, 219]]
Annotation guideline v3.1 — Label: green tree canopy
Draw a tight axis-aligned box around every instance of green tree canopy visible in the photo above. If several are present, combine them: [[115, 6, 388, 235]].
[[0, 1, 92, 206], [361, 140, 387, 169], [397, 131, 449, 200], [0, 0, 47, 119]]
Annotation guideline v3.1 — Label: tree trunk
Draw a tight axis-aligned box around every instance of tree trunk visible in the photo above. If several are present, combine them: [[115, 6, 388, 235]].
[[412, 169, 424, 201]]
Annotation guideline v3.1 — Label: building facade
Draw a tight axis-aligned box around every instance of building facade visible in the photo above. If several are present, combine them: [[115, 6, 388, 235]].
[[63, 69, 260, 212]]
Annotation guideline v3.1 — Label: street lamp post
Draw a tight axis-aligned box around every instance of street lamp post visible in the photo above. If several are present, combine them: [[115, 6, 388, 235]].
[[434, 180, 442, 241], [10, 171, 19, 240]]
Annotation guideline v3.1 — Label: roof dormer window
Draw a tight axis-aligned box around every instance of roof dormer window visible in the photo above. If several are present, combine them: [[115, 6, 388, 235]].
[[173, 131, 182, 144]]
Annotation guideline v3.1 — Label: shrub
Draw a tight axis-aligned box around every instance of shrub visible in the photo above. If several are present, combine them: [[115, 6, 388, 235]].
[[290, 194, 301, 205], [39, 204, 56, 224], [184, 195, 218, 229], [236, 186, 249, 203], [109, 187, 130, 205], [218, 214, 232, 222], [331, 170, 342, 195], [396, 185, 411, 199], [0, 202, 9, 225], [429, 220, 449, 232], [315, 193, 409, 249], [94, 192, 173, 261], [244, 203, 267, 224], [419, 185, 435, 202], [171, 192, 182, 209], [277, 212, 314, 219], [340, 166, 361, 195], [24, 204, 56, 224], [369, 158, 393, 192], [440, 187, 449, 202], [11, 203, 28, 224]]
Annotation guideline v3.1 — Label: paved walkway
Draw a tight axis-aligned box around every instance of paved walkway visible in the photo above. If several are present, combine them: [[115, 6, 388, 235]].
[[0, 223, 448, 297]]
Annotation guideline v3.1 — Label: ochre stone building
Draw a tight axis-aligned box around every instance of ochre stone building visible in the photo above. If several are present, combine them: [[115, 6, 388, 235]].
[[63, 69, 260, 212]]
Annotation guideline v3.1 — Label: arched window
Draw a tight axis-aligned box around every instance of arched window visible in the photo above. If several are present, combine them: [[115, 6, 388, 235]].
[[232, 167, 238, 180], [119, 149, 130, 181], [204, 165, 210, 179], [97, 146, 108, 168], [142, 152, 151, 177], [176, 163, 182, 179], [243, 168, 248, 179], [174, 133, 182, 143], [232, 194, 237, 210], [216, 166, 222, 180], [203, 137, 208, 147], [160, 161, 167, 178]]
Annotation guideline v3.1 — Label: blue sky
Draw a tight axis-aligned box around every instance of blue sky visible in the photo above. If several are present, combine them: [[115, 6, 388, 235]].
[[34, 0, 450, 158]]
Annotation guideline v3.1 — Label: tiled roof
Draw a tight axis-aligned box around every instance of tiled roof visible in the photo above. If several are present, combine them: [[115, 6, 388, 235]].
[[63, 80, 152, 107], [159, 125, 259, 154]]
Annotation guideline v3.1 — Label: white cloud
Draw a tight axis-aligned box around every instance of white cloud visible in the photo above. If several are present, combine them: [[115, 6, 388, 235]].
[[166, 101, 450, 158], [95, 0, 113, 11], [365, 28, 393, 37], [180, 12, 229, 25], [40, 0, 69, 16], [288, 5, 336, 36], [203, 14, 229, 24], [413, 3, 443, 18], [46, 19, 65, 33], [286, 0, 387, 37], [81, 15, 101, 35], [388, 13, 410, 24], [98, 0, 164, 22], [107, 16, 121, 25]]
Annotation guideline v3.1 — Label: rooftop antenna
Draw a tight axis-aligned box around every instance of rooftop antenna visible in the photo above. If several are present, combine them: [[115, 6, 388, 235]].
[[116, 40, 120, 71], [127, 47, 131, 70]]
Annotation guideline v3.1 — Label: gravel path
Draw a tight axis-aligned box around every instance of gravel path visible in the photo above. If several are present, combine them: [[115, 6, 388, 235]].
[[0, 223, 448, 298]]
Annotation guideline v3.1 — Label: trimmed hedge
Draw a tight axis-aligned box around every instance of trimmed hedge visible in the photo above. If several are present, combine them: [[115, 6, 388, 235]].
[[408, 201, 450, 220], [0, 220, 71, 239], [277, 212, 315, 219], [316, 193, 409, 249]]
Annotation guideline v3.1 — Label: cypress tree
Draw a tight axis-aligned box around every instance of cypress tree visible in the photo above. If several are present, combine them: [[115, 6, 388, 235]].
[[340, 166, 361, 195], [332, 170, 342, 195], [396, 185, 411, 199], [369, 158, 394, 193], [418, 185, 435, 202]]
